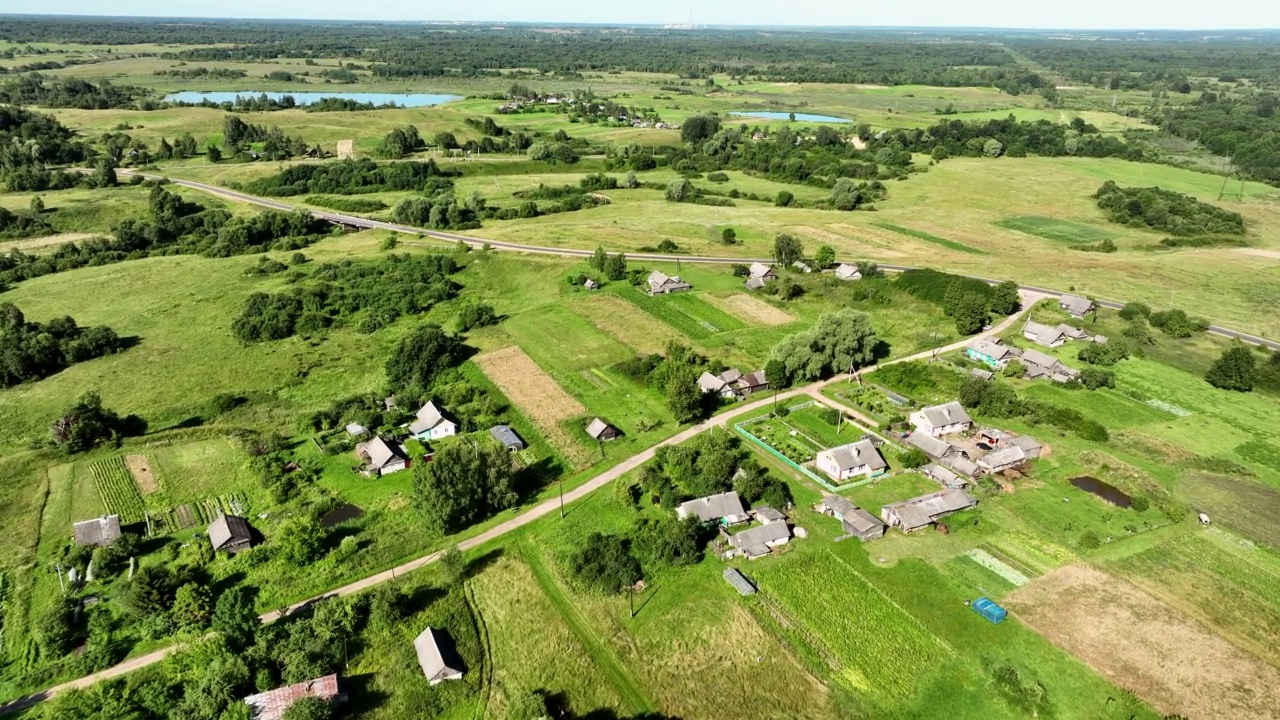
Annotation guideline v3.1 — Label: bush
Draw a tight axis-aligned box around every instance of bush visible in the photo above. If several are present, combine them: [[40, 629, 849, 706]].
[[1130, 496, 1151, 512], [775, 190, 794, 207], [1078, 368, 1116, 390], [815, 406, 840, 425], [1079, 531, 1101, 550], [566, 532, 642, 594], [1118, 302, 1151, 320], [1205, 344, 1256, 391], [1077, 340, 1130, 367]]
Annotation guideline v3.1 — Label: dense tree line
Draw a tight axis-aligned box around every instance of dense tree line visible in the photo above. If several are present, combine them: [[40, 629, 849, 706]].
[[240, 158, 457, 196], [1013, 37, 1280, 90], [0, 304, 127, 387], [0, 74, 148, 109], [0, 185, 333, 287], [873, 116, 1137, 161], [0, 105, 91, 191], [896, 270, 1020, 334], [1154, 95, 1280, 184], [1094, 181, 1247, 239], [231, 253, 460, 342], [958, 376, 1109, 442]]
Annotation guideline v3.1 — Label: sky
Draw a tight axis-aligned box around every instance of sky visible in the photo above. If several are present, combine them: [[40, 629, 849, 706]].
[[15, 0, 1280, 30]]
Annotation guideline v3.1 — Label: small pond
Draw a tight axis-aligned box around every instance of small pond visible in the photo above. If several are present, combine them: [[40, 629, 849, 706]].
[[1069, 476, 1132, 508], [163, 91, 462, 107], [729, 110, 850, 123], [320, 503, 365, 529]]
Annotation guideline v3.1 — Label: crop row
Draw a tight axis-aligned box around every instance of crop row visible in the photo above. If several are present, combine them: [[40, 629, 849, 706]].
[[762, 552, 951, 699], [88, 457, 145, 524], [614, 287, 717, 339]]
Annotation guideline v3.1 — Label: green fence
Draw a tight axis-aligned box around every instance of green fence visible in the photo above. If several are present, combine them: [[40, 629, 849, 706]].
[[735, 417, 879, 492]]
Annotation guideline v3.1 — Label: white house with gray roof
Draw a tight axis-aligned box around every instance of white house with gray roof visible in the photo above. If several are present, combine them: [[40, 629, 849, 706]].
[[414, 628, 464, 685], [815, 439, 887, 482], [1022, 320, 1068, 348], [356, 437, 409, 477], [835, 263, 862, 281], [910, 401, 973, 437], [409, 401, 457, 441], [729, 521, 792, 559], [647, 270, 692, 295], [1059, 294, 1095, 319]]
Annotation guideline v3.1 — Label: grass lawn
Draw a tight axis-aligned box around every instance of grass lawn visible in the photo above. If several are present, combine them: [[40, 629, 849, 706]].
[[995, 216, 1119, 244]]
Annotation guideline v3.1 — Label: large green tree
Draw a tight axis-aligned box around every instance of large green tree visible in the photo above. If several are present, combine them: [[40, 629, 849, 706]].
[[1205, 344, 1257, 391], [768, 309, 878, 384], [772, 233, 804, 267], [384, 323, 463, 391], [213, 586, 260, 651], [413, 439, 515, 535]]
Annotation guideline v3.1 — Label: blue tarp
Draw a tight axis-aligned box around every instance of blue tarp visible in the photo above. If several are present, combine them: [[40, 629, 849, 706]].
[[972, 597, 1007, 624]]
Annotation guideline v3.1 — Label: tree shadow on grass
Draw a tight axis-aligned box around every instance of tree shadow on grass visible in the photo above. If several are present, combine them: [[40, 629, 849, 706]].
[[336, 673, 387, 715], [462, 547, 504, 580]]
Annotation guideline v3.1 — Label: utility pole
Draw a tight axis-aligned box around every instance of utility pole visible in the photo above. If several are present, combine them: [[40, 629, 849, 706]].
[[630, 587, 635, 618], [55, 563, 65, 593], [559, 479, 565, 519]]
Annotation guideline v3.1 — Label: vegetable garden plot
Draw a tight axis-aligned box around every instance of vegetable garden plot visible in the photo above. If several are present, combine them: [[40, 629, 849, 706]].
[[89, 457, 145, 524]]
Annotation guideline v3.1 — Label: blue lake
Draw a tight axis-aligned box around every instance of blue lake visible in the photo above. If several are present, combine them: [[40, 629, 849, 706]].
[[730, 111, 850, 123], [163, 91, 462, 107]]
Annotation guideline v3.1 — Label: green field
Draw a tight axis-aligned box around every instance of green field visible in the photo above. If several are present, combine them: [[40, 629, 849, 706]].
[[873, 221, 988, 254], [995, 216, 1120, 244]]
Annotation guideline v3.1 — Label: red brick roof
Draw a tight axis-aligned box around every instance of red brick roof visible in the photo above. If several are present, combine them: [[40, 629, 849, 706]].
[[243, 674, 341, 720]]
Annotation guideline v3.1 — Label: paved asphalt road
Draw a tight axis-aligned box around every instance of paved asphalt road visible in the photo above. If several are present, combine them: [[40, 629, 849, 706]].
[[0, 291, 1038, 715], [123, 171, 1278, 351]]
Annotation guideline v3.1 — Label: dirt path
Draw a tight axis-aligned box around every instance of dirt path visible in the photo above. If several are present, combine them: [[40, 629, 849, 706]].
[[0, 298, 1037, 714]]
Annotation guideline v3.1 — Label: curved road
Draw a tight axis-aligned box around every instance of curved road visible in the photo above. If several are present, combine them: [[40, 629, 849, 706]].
[[0, 296, 1038, 715], [126, 171, 1275, 349]]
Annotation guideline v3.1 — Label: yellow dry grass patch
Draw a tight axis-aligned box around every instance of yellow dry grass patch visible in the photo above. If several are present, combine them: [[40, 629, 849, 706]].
[[704, 293, 796, 327], [572, 294, 686, 353], [125, 454, 158, 494], [474, 346, 590, 465], [1007, 564, 1280, 720]]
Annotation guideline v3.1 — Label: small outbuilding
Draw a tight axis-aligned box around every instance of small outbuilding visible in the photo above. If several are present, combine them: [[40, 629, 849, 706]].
[[971, 596, 1007, 624], [723, 567, 756, 596], [586, 418, 619, 441], [242, 674, 345, 720], [414, 627, 465, 685], [729, 521, 792, 559], [489, 425, 525, 452], [584, 278, 600, 291], [344, 422, 369, 438], [676, 491, 750, 525], [209, 514, 254, 554], [73, 515, 122, 547]]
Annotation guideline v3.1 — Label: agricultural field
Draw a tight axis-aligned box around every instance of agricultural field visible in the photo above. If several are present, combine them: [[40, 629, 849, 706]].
[[86, 456, 145, 524], [473, 346, 592, 466], [994, 216, 1119, 245]]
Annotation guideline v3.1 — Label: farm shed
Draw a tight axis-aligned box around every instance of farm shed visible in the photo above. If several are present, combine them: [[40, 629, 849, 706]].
[[835, 263, 862, 281], [489, 425, 525, 452], [1023, 320, 1067, 348], [344, 422, 369, 438], [817, 495, 884, 541], [209, 514, 254, 554], [881, 489, 977, 533], [752, 507, 787, 524], [972, 597, 1007, 624], [921, 464, 968, 489], [243, 674, 346, 720], [73, 515, 122, 547], [676, 491, 750, 525], [723, 567, 757, 596], [414, 627, 465, 685], [586, 418, 619, 441]]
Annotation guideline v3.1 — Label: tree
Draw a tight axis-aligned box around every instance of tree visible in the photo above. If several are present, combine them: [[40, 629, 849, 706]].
[[50, 392, 136, 455], [1205, 344, 1256, 391], [604, 253, 627, 281], [899, 447, 930, 469], [721, 227, 737, 244], [772, 233, 804, 267], [590, 244, 608, 272], [632, 517, 702, 570], [665, 177, 694, 202], [457, 303, 498, 331], [768, 309, 878, 385], [950, 293, 990, 335], [814, 245, 836, 269], [664, 363, 705, 423], [1118, 302, 1151, 321], [281, 696, 333, 720], [384, 324, 463, 392], [93, 159, 117, 188], [775, 190, 794, 207], [439, 545, 467, 585], [173, 583, 213, 629], [413, 439, 515, 535], [680, 115, 721, 144], [433, 131, 458, 150], [982, 139, 1004, 157], [989, 281, 1021, 315], [788, 112, 796, 122], [277, 516, 326, 565], [129, 565, 177, 615], [213, 586, 260, 651], [29, 195, 44, 214], [207, 143, 222, 163], [566, 533, 642, 594]]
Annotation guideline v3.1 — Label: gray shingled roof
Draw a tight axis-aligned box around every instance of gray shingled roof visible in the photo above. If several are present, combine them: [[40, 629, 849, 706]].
[[676, 492, 747, 522], [748, 262, 775, 280], [905, 432, 955, 459], [820, 494, 858, 517], [916, 402, 972, 429], [1060, 294, 1094, 315], [414, 627, 464, 684], [358, 437, 407, 470], [209, 514, 252, 551], [922, 464, 964, 487], [697, 372, 727, 393], [841, 507, 885, 535], [817, 439, 887, 473], [835, 263, 861, 280], [489, 425, 524, 449], [408, 402, 449, 435], [966, 337, 1014, 361], [585, 418, 614, 439], [883, 489, 977, 530], [978, 445, 1027, 471], [1010, 435, 1043, 453], [730, 522, 791, 551], [1023, 320, 1066, 344], [73, 515, 121, 547]]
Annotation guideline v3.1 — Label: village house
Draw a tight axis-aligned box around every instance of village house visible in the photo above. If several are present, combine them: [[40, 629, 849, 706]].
[[414, 628, 465, 685], [1059, 294, 1096, 319], [905, 432, 980, 478], [965, 337, 1019, 368], [356, 437, 410, 477], [243, 674, 346, 720], [729, 521, 792, 559], [751, 131, 767, 141], [910, 401, 973, 437], [976, 435, 1044, 474], [1022, 320, 1067, 348], [752, 507, 787, 524], [921, 463, 969, 489], [1059, 324, 1089, 341], [409, 401, 458, 441], [73, 515, 121, 547], [489, 425, 525, 453], [208, 514, 254, 554], [586, 418, 619, 441], [815, 439, 887, 482], [698, 368, 752, 400], [792, 260, 813, 273], [734, 370, 769, 396], [834, 263, 862, 281], [647, 270, 693, 295], [881, 489, 978, 533], [1020, 349, 1081, 383], [816, 495, 886, 541], [676, 491, 750, 525], [744, 262, 778, 291]]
